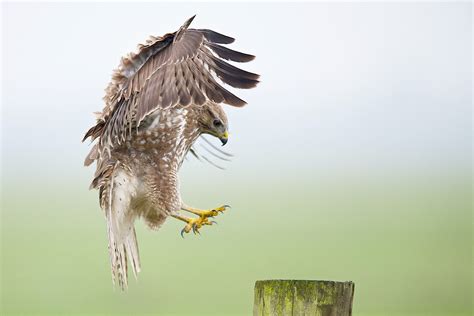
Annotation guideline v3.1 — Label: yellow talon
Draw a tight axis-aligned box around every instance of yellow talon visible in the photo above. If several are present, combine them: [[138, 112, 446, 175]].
[[172, 204, 230, 237], [213, 205, 230, 213]]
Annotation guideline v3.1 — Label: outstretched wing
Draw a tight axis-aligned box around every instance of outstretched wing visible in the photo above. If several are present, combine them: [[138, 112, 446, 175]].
[[83, 15, 259, 152]]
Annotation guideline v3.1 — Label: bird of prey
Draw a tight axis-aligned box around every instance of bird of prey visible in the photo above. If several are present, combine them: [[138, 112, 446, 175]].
[[83, 16, 259, 289]]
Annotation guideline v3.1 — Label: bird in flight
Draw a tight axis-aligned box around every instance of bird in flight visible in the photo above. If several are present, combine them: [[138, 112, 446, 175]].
[[83, 16, 259, 289]]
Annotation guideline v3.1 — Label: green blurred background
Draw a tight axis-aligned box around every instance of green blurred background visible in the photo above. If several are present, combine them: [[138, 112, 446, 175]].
[[1, 2, 472, 316], [2, 169, 471, 315]]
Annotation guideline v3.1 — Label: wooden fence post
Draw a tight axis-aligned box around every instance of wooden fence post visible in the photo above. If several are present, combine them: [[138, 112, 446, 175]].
[[253, 280, 355, 316]]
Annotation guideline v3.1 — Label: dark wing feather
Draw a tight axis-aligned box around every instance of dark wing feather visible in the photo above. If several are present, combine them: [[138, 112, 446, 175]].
[[195, 29, 235, 44], [207, 42, 255, 62], [84, 16, 259, 151]]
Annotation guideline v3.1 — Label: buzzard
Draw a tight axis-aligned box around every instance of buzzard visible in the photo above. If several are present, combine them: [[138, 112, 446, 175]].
[[83, 16, 259, 289]]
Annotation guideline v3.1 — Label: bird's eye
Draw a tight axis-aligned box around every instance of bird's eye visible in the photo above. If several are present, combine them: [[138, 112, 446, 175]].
[[213, 119, 223, 127]]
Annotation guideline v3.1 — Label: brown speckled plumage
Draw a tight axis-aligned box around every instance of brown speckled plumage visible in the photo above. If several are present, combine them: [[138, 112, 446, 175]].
[[83, 16, 258, 289]]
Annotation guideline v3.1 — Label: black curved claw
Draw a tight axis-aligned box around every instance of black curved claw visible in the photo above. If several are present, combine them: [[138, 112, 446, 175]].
[[210, 220, 218, 225], [217, 205, 231, 212], [193, 224, 201, 235], [181, 228, 186, 238]]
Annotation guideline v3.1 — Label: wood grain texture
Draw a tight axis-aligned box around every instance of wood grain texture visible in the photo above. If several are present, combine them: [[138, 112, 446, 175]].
[[254, 280, 355, 316]]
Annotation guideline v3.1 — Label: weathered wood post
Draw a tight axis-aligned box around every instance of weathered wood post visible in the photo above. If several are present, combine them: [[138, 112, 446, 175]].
[[253, 280, 355, 316]]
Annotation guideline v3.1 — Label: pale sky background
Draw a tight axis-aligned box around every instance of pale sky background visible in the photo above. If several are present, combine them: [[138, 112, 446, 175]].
[[2, 2, 471, 184]]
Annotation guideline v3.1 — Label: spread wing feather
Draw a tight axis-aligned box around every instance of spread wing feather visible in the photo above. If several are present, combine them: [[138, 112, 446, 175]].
[[84, 16, 259, 153]]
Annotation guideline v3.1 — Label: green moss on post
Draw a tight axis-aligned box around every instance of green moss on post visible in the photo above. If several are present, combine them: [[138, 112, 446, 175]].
[[253, 280, 355, 316]]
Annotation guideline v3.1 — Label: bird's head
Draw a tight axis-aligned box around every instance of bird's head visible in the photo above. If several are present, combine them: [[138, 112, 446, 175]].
[[198, 103, 229, 146]]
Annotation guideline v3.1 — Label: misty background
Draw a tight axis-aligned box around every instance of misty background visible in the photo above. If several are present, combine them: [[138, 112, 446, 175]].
[[1, 2, 472, 316]]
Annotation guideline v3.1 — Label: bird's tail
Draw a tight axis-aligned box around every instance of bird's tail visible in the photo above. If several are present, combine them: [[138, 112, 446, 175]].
[[98, 162, 141, 290], [107, 225, 141, 290]]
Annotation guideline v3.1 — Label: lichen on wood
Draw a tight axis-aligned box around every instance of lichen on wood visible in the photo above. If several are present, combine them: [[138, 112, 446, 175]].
[[253, 280, 355, 316]]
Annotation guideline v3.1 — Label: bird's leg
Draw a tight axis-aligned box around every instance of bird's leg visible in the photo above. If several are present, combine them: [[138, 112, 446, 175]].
[[182, 204, 230, 218], [173, 204, 230, 236]]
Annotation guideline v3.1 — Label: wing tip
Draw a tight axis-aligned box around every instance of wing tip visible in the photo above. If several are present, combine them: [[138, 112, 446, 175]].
[[185, 15, 196, 28], [199, 29, 235, 44], [229, 99, 247, 107], [175, 15, 197, 42]]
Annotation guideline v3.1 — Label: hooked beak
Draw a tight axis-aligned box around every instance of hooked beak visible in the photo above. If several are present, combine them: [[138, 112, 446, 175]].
[[219, 131, 229, 146]]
